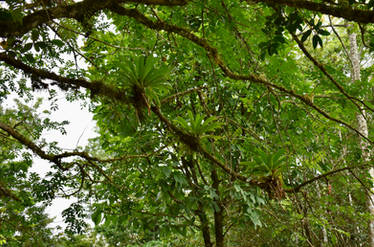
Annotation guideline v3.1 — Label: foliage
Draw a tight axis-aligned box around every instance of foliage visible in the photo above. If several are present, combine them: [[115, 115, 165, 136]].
[[1, 0, 374, 246]]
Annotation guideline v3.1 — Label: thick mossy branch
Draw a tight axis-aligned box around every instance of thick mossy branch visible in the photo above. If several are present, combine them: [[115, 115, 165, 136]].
[[131, 84, 150, 122], [257, 176, 285, 200], [1, 0, 113, 37], [0, 52, 131, 103], [151, 105, 254, 183], [0, 121, 115, 183], [151, 106, 201, 151], [255, 0, 374, 24], [0, 0, 188, 37], [0, 121, 64, 168], [1, 0, 373, 38]]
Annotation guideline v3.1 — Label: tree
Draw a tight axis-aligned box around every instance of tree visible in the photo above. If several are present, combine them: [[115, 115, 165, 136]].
[[1, 0, 374, 246]]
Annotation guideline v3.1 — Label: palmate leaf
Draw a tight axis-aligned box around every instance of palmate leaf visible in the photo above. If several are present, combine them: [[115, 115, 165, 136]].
[[200, 116, 222, 133], [175, 116, 190, 130], [117, 56, 171, 122], [120, 56, 170, 88], [174, 111, 222, 137], [241, 149, 287, 177]]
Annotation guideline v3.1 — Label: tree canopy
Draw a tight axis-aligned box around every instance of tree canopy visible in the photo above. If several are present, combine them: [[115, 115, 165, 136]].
[[1, 0, 374, 246]]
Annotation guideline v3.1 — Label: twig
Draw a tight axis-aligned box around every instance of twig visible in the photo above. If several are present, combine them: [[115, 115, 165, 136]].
[[286, 163, 373, 193]]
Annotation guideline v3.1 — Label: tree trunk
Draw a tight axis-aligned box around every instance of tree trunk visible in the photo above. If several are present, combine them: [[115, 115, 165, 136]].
[[196, 206, 213, 247], [348, 29, 373, 247], [316, 182, 328, 246], [211, 168, 224, 247]]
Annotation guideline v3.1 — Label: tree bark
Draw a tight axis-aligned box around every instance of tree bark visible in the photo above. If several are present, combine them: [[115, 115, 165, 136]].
[[316, 182, 328, 246], [196, 205, 213, 247], [348, 28, 373, 247], [211, 168, 224, 247]]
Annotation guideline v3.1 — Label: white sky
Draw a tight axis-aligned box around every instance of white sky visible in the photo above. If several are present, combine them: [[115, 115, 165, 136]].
[[4, 90, 97, 231], [0, 0, 104, 232], [34, 93, 96, 230]]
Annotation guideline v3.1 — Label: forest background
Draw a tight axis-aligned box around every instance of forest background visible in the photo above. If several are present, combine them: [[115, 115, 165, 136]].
[[1, 0, 374, 246]]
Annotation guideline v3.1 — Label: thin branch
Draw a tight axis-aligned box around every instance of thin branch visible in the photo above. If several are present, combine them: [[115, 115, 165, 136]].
[[349, 170, 374, 198], [195, 159, 209, 186], [0, 121, 67, 170], [291, 33, 374, 114], [328, 15, 352, 66], [0, 121, 163, 187], [63, 165, 85, 197], [220, 0, 255, 61], [358, 23, 373, 49], [286, 163, 373, 193], [48, 23, 97, 67], [52, 21, 146, 51], [0, 182, 21, 201], [161, 86, 206, 104]]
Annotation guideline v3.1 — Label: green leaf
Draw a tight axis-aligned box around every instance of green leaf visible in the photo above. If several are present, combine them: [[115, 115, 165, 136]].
[[318, 29, 330, 36], [160, 166, 172, 178], [21, 43, 33, 52], [31, 30, 39, 41], [51, 39, 64, 48], [369, 0, 374, 8], [0, 9, 12, 21], [91, 209, 102, 225], [301, 29, 312, 43], [24, 53, 35, 63], [312, 35, 322, 48]]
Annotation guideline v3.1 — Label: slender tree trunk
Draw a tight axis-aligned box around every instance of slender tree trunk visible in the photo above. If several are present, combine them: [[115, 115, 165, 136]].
[[348, 29, 373, 247], [184, 156, 213, 247], [316, 182, 328, 246], [196, 205, 213, 247], [211, 168, 224, 247]]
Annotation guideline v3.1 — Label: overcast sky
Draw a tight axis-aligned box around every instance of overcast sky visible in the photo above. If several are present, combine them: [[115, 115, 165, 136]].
[[39, 93, 96, 230], [0, 1, 98, 230], [4, 90, 97, 230]]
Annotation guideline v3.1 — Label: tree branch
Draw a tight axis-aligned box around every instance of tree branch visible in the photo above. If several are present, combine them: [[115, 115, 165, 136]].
[[291, 33, 374, 114], [254, 0, 374, 24], [0, 0, 188, 37], [111, 6, 373, 144], [161, 86, 206, 104], [0, 121, 65, 168], [286, 163, 373, 193], [0, 121, 110, 183], [0, 182, 21, 202], [0, 52, 131, 103], [150, 105, 252, 183], [0, 120, 169, 184], [1, 5, 371, 145]]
